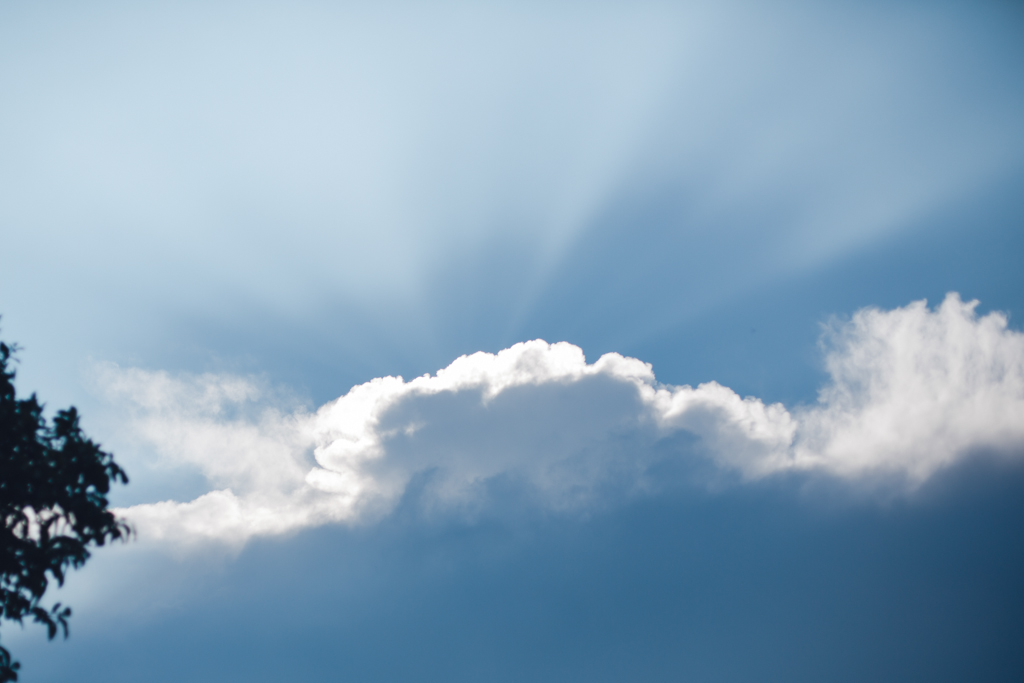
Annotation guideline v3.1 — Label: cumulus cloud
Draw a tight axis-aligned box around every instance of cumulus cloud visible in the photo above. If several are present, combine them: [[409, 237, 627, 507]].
[[105, 294, 1024, 547], [794, 294, 1024, 480]]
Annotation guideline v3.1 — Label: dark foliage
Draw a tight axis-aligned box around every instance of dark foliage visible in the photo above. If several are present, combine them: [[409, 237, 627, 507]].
[[0, 340, 129, 681]]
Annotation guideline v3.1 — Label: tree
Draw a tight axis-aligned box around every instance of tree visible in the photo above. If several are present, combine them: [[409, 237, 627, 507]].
[[0, 338, 129, 681]]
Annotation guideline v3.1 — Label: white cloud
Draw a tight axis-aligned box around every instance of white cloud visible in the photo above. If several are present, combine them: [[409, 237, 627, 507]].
[[107, 294, 1024, 548], [794, 294, 1024, 481]]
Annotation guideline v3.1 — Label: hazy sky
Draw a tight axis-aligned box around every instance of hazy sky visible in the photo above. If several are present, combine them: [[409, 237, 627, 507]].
[[2, 1, 1024, 681]]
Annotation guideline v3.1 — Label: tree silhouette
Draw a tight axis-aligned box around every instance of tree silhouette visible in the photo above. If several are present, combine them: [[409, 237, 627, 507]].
[[0, 338, 129, 681]]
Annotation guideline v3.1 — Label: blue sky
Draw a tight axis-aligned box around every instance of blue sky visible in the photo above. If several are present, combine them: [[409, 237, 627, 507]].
[[1, 1, 1024, 680]]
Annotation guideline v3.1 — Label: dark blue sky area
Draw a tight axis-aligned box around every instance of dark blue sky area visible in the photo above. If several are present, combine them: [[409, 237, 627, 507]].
[[14, 458, 1024, 682]]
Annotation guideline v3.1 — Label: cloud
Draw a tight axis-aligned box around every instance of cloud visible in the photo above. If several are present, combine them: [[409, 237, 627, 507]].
[[105, 294, 1024, 548], [795, 294, 1024, 480]]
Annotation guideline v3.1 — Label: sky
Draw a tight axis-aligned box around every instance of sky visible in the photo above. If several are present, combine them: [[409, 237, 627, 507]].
[[1, 0, 1024, 680]]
